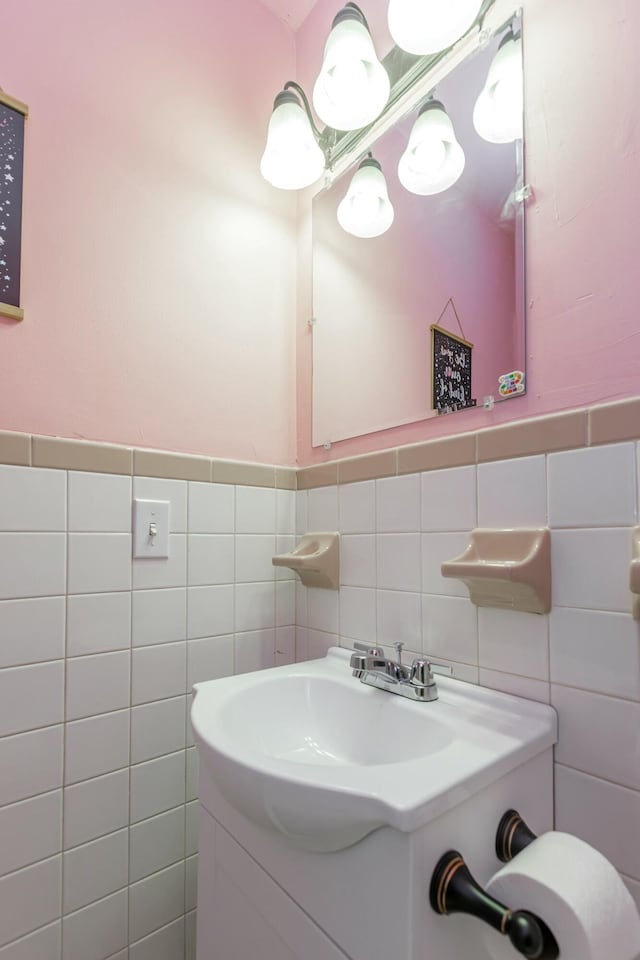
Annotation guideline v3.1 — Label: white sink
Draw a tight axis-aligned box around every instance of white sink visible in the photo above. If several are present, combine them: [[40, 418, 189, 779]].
[[191, 648, 556, 852]]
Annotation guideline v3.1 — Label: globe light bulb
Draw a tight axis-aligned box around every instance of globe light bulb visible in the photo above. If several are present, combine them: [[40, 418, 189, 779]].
[[260, 90, 325, 190], [473, 32, 524, 144], [337, 157, 395, 238], [388, 0, 483, 55], [398, 101, 465, 196]]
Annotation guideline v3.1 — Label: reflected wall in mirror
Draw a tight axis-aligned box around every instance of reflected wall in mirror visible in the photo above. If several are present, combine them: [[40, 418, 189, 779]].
[[312, 14, 525, 447]]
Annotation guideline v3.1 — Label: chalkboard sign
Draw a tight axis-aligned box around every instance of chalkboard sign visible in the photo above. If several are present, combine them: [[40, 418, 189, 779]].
[[431, 324, 476, 414], [0, 90, 28, 321]]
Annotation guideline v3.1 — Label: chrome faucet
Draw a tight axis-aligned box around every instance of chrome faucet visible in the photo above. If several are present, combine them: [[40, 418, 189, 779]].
[[349, 642, 447, 702]]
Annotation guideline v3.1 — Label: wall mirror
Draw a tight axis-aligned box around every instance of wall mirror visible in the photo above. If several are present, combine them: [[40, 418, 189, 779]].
[[311, 12, 525, 447]]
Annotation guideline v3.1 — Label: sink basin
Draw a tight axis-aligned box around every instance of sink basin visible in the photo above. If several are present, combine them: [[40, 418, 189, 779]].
[[191, 648, 556, 852]]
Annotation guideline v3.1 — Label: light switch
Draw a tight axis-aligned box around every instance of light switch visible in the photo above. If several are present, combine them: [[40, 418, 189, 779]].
[[133, 499, 170, 558]]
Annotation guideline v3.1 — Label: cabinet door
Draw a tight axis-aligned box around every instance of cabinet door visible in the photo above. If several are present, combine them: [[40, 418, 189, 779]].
[[197, 811, 350, 960]]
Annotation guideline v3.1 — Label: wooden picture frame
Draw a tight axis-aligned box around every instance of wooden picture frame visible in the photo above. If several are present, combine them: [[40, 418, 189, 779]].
[[431, 324, 476, 414], [0, 89, 28, 322]]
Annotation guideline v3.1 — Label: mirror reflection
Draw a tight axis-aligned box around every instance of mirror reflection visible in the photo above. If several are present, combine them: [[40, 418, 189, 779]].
[[312, 16, 525, 447]]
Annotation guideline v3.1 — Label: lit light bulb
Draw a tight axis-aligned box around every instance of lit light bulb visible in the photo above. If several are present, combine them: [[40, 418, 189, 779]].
[[313, 4, 390, 131], [388, 0, 483, 55], [473, 32, 524, 144], [398, 101, 465, 195], [260, 90, 326, 190], [337, 157, 395, 238]]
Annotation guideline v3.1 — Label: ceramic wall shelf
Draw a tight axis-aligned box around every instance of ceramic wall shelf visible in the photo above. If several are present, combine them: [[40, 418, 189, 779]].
[[441, 528, 551, 615], [630, 528, 640, 621], [272, 532, 340, 589]]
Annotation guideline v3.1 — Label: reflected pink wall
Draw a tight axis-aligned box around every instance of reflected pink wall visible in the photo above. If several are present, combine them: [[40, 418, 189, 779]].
[[296, 0, 640, 464], [1, 0, 297, 464]]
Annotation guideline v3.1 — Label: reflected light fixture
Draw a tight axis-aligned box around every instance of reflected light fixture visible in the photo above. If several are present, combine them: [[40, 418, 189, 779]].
[[313, 2, 390, 131], [337, 154, 395, 238], [387, 0, 483, 55], [473, 31, 523, 144], [398, 100, 465, 195], [260, 82, 326, 190]]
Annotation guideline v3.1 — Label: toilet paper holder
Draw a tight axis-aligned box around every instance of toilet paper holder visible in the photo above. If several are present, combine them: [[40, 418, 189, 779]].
[[429, 810, 559, 959]]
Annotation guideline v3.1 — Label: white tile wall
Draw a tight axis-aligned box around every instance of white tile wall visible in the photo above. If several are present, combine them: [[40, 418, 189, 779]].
[[0, 469, 293, 958], [296, 443, 640, 889]]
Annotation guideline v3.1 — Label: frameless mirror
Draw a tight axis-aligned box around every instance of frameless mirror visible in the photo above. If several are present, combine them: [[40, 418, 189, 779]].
[[312, 14, 525, 447]]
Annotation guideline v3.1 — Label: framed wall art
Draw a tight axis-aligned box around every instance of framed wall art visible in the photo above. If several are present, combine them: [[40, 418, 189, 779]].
[[0, 88, 28, 321]]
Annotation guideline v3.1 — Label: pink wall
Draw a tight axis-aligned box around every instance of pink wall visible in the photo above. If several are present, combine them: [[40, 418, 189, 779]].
[[296, 0, 640, 464], [2, 0, 298, 464]]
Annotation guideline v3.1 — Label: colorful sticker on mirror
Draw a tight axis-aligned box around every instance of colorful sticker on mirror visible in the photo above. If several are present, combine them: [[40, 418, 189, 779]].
[[498, 371, 525, 397]]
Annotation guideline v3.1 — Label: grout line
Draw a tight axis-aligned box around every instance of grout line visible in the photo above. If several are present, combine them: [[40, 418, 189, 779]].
[[555, 760, 640, 795]]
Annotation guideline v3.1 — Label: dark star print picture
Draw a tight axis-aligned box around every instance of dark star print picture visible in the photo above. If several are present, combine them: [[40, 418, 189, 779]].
[[0, 99, 25, 309]]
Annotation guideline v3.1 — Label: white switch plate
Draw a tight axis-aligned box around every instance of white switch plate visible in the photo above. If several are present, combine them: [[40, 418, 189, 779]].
[[133, 499, 170, 558]]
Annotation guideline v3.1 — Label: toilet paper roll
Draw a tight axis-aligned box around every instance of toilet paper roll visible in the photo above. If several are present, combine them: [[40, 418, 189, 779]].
[[482, 832, 640, 960]]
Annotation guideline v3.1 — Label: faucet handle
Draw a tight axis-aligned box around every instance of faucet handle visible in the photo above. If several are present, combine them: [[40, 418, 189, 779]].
[[352, 641, 385, 657], [409, 658, 435, 686]]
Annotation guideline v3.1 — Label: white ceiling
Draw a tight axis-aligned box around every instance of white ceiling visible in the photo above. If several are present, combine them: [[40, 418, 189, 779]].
[[256, 0, 320, 30]]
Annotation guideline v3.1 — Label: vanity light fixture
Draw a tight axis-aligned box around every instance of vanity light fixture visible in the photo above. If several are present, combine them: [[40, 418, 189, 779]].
[[473, 30, 523, 144], [398, 99, 465, 195], [337, 154, 395, 238], [313, 2, 390, 132], [387, 0, 483, 56], [260, 82, 326, 190]]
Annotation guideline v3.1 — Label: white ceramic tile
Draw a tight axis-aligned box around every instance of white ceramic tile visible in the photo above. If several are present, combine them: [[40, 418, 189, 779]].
[[129, 861, 185, 943], [68, 473, 132, 533], [130, 697, 185, 765], [377, 590, 421, 649], [0, 660, 64, 737], [235, 486, 276, 534], [131, 642, 186, 705], [421, 466, 476, 532], [295, 582, 308, 627], [422, 595, 478, 665], [307, 587, 339, 634], [235, 535, 275, 583], [307, 629, 336, 660], [478, 608, 549, 680], [0, 596, 65, 668], [186, 910, 196, 960], [187, 584, 234, 639], [66, 651, 130, 721], [185, 854, 198, 912], [64, 769, 129, 849], [186, 748, 199, 802], [68, 534, 131, 595], [552, 684, 640, 789], [65, 710, 130, 785], [235, 629, 275, 674], [130, 751, 186, 824], [130, 917, 184, 960], [421, 532, 472, 598], [0, 466, 66, 532], [552, 528, 631, 611], [187, 534, 234, 586], [274, 535, 296, 581], [555, 765, 640, 880], [0, 534, 66, 600], [295, 626, 309, 662], [376, 474, 420, 533], [187, 635, 234, 688], [340, 535, 376, 588], [376, 534, 421, 592], [134, 478, 186, 533], [276, 489, 296, 536], [63, 829, 128, 914], [0, 726, 63, 807], [479, 669, 550, 703], [132, 535, 186, 590], [0, 790, 62, 878], [185, 800, 198, 856], [339, 587, 376, 644], [63, 888, 128, 960], [307, 485, 339, 532], [339, 480, 375, 534], [295, 490, 308, 536], [0, 856, 61, 949], [188, 482, 234, 534], [275, 580, 295, 627], [550, 607, 640, 700], [235, 582, 274, 633], [130, 807, 184, 884], [132, 588, 186, 647], [477, 455, 547, 528], [67, 593, 130, 657], [185, 693, 195, 749], [275, 626, 296, 666], [548, 443, 637, 528], [0, 921, 60, 960]]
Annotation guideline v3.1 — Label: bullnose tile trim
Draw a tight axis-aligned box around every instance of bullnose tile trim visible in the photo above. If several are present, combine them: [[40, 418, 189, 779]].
[[32, 436, 133, 475], [339, 450, 396, 485], [133, 449, 211, 482], [213, 461, 276, 488], [398, 433, 476, 475], [476, 410, 588, 463], [297, 462, 339, 490], [589, 398, 640, 446], [0, 430, 30, 466]]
